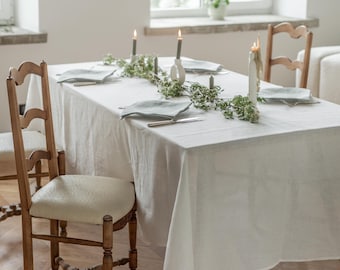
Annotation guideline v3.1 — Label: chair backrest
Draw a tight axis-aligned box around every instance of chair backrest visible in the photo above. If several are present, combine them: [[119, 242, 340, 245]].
[[7, 61, 59, 211], [264, 22, 313, 88]]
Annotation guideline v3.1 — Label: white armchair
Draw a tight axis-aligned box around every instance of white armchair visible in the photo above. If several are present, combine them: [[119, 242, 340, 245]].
[[297, 46, 340, 104]]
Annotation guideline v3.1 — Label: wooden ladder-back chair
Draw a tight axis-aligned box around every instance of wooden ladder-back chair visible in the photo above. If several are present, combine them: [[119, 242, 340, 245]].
[[264, 22, 313, 88], [1, 88, 65, 223], [7, 61, 137, 270]]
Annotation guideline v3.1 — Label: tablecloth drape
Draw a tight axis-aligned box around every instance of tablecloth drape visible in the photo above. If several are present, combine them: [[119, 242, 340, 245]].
[[27, 60, 340, 269]]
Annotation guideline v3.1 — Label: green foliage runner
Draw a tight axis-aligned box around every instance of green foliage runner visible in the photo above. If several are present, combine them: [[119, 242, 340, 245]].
[[103, 54, 262, 123]]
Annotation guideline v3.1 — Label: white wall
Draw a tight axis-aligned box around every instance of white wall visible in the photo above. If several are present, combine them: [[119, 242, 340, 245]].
[[0, 0, 339, 131], [307, 0, 340, 46]]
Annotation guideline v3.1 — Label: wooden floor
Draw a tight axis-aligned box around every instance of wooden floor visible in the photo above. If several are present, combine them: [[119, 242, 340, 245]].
[[1, 179, 340, 270]]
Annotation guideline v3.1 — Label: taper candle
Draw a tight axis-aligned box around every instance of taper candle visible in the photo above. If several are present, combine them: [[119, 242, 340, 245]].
[[154, 56, 158, 75], [249, 41, 259, 104], [254, 35, 262, 92], [248, 49, 257, 104], [132, 29, 137, 56], [176, 29, 183, 59], [209, 75, 214, 89]]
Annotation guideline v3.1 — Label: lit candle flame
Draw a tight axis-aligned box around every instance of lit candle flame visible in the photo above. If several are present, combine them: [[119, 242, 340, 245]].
[[133, 29, 137, 40], [178, 29, 182, 40], [251, 35, 261, 52], [251, 41, 259, 52]]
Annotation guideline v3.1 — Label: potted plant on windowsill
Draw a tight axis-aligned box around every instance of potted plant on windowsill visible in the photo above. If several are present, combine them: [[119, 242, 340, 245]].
[[207, 0, 230, 20]]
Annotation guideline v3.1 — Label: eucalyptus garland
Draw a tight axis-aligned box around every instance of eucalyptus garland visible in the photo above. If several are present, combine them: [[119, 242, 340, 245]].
[[103, 54, 261, 123], [157, 77, 186, 98], [189, 82, 223, 111]]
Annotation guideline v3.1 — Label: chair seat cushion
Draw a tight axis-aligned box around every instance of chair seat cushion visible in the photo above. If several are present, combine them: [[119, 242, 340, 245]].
[[0, 130, 46, 162], [30, 175, 135, 224]]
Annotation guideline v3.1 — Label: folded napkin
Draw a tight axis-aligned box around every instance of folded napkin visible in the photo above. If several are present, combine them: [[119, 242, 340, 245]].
[[181, 59, 222, 73], [259, 87, 316, 104], [57, 69, 115, 83], [120, 100, 192, 119]]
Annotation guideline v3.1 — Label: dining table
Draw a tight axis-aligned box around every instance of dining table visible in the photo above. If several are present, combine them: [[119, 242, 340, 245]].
[[26, 57, 340, 270]]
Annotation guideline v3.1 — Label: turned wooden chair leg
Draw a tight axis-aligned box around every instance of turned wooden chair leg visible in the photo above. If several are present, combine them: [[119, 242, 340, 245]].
[[102, 215, 113, 270], [60, 220, 67, 237], [50, 219, 60, 270], [35, 160, 42, 191], [58, 150, 66, 175], [22, 214, 34, 270], [129, 211, 137, 270]]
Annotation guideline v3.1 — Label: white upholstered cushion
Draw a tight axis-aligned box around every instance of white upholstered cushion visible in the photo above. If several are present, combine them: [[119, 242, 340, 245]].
[[297, 46, 340, 97], [319, 53, 340, 104], [30, 175, 135, 224], [0, 130, 46, 161]]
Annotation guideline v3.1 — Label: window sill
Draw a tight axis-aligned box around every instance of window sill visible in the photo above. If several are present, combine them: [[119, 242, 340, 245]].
[[145, 15, 319, 36], [0, 26, 47, 45]]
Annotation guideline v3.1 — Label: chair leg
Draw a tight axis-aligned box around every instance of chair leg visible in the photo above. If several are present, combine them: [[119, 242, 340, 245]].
[[50, 219, 60, 270], [22, 213, 34, 270], [102, 215, 113, 270], [58, 150, 66, 175], [129, 211, 137, 270], [60, 220, 67, 237], [35, 160, 42, 191]]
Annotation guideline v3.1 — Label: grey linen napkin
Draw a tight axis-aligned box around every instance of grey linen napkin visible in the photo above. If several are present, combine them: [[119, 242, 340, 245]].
[[181, 59, 222, 73], [57, 69, 115, 83], [258, 87, 317, 104], [120, 100, 192, 119]]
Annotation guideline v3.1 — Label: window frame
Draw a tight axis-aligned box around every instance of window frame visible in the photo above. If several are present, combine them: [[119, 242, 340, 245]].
[[0, 0, 14, 25], [151, 0, 272, 18]]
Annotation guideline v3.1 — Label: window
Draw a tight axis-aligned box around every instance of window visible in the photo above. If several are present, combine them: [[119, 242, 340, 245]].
[[0, 0, 14, 25], [151, 0, 272, 18]]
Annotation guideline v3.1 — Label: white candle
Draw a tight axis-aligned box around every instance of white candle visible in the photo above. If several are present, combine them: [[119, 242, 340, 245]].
[[248, 45, 257, 104], [248, 37, 262, 105], [132, 29, 137, 56], [176, 29, 183, 59], [255, 35, 262, 92]]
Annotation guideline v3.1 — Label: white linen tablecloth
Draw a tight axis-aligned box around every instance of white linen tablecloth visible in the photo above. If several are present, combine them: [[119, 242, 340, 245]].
[[27, 60, 340, 270]]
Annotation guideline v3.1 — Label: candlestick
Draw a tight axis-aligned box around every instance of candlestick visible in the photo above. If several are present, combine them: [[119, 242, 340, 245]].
[[132, 29, 137, 56], [170, 59, 186, 85], [176, 29, 183, 60], [154, 56, 158, 75], [209, 75, 214, 89]]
